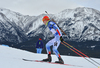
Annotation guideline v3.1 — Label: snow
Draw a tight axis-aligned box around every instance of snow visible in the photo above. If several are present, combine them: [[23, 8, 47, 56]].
[[0, 45, 100, 68], [0, 7, 100, 41]]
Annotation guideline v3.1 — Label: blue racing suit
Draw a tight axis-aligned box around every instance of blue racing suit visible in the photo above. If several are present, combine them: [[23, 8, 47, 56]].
[[46, 21, 62, 57]]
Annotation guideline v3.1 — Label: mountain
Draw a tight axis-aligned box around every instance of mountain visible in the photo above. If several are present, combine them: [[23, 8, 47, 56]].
[[0, 7, 100, 58], [54, 7, 100, 41], [27, 7, 100, 42], [0, 8, 28, 44], [0, 7, 100, 43], [0, 45, 100, 68]]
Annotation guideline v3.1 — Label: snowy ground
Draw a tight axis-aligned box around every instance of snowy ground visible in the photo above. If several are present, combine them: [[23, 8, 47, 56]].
[[0, 45, 100, 68]]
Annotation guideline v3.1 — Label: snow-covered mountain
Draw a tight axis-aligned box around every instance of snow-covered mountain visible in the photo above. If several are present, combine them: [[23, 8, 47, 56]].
[[54, 7, 100, 41], [28, 7, 100, 42], [0, 8, 29, 43], [0, 45, 100, 68], [0, 7, 100, 44]]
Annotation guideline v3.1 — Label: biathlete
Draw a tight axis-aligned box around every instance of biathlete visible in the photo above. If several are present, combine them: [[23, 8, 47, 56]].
[[42, 16, 64, 64]]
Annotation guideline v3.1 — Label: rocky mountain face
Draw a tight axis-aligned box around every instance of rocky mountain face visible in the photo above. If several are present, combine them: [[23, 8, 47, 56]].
[[28, 7, 100, 42], [0, 8, 28, 44], [0, 7, 100, 44], [0, 7, 100, 58]]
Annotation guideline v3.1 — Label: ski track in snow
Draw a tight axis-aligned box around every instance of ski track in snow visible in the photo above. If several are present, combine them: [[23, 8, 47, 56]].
[[0, 45, 100, 68]]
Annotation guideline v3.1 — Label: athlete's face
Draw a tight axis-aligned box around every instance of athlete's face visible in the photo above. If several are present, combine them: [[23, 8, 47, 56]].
[[43, 20, 47, 25]]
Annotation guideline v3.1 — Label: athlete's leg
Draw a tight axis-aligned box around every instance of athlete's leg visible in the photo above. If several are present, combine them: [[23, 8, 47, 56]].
[[53, 41, 61, 57], [43, 38, 55, 62], [46, 38, 55, 54]]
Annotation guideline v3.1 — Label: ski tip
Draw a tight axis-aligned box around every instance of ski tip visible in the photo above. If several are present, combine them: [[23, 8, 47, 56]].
[[98, 66, 100, 68]]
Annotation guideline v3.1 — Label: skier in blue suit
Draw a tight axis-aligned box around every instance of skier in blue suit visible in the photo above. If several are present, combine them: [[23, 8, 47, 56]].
[[36, 38, 44, 54], [42, 16, 64, 64]]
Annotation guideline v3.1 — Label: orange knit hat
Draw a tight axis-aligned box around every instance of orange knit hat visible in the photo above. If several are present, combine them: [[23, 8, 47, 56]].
[[42, 16, 50, 21]]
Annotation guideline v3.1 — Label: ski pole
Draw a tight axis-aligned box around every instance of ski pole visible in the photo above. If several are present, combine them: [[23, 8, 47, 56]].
[[63, 41, 89, 58], [45, 11, 100, 67], [89, 58, 100, 65], [63, 41, 100, 66], [61, 42, 85, 58], [61, 42, 98, 67]]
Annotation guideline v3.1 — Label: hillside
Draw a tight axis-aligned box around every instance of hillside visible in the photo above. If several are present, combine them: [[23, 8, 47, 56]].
[[0, 7, 100, 58], [0, 7, 100, 43], [0, 45, 100, 68]]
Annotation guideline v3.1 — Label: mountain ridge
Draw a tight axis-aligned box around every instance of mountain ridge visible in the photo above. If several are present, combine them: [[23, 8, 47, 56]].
[[0, 7, 100, 44], [0, 7, 100, 58]]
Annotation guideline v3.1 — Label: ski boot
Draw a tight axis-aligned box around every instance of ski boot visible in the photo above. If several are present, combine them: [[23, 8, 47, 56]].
[[55, 57, 64, 64], [42, 54, 52, 62]]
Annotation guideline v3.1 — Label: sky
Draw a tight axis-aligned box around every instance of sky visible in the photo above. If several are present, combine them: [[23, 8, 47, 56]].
[[0, 0, 100, 16]]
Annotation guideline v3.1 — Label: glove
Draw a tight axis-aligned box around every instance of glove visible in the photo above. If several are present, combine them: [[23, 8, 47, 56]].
[[60, 36, 63, 42]]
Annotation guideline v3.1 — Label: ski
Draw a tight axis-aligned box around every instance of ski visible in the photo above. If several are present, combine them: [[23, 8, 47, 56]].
[[22, 59, 83, 67]]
